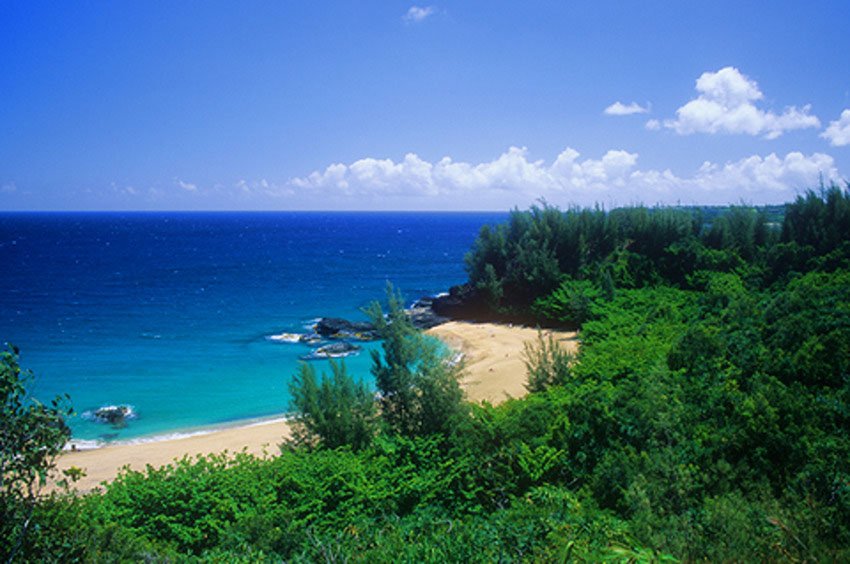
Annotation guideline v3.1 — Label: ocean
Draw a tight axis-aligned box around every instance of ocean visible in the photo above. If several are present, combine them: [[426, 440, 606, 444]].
[[0, 212, 504, 445]]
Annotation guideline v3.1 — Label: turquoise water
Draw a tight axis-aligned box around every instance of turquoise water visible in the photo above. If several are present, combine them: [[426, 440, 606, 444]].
[[0, 212, 504, 444]]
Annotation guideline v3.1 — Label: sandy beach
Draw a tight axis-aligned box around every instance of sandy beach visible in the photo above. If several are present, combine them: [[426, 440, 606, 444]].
[[55, 322, 578, 492], [54, 419, 292, 492], [427, 321, 578, 404]]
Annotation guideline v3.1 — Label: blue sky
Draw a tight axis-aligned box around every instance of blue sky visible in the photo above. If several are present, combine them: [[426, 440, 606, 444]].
[[2, 1, 849, 211]]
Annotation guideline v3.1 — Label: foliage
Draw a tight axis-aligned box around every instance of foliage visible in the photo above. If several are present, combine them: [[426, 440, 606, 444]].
[[1, 347, 72, 563], [465, 203, 701, 309], [367, 284, 466, 438], [523, 331, 573, 393], [465, 183, 850, 317], [288, 360, 376, 450], [762, 269, 850, 388], [532, 277, 601, 327], [782, 182, 850, 257]]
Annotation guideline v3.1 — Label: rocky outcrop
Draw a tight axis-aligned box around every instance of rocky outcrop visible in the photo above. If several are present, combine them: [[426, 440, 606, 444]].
[[407, 296, 449, 330], [300, 341, 362, 360], [430, 283, 489, 320], [304, 286, 481, 343], [314, 318, 379, 341], [91, 405, 135, 427], [298, 333, 324, 345]]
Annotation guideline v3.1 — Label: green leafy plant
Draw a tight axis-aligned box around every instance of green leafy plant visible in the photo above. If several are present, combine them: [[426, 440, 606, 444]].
[[288, 360, 376, 450], [367, 284, 466, 438], [523, 331, 574, 393], [1, 347, 73, 562]]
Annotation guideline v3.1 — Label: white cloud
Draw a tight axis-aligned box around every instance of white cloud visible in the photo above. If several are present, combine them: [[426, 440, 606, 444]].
[[685, 151, 836, 194], [645, 119, 661, 131], [289, 146, 840, 208], [176, 179, 198, 192], [604, 101, 650, 116], [233, 178, 294, 198], [821, 109, 850, 146], [662, 67, 820, 139], [403, 5, 435, 23], [1, 182, 17, 194]]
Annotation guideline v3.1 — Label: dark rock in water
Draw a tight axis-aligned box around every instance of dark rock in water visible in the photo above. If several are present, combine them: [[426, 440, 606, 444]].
[[92, 405, 134, 427], [315, 318, 379, 340], [431, 283, 489, 320], [299, 332, 324, 345], [407, 296, 449, 329], [310, 292, 459, 339], [300, 341, 362, 360]]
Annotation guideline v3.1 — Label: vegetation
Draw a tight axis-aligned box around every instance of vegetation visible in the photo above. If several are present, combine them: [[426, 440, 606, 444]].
[[1, 347, 72, 563], [3, 184, 850, 561], [523, 331, 573, 393], [288, 360, 376, 450], [288, 284, 466, 448]]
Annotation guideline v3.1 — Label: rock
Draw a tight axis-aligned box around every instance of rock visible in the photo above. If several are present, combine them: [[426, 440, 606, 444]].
[[314, 318, 379, 340], [309, 290, 464, 339], [92, 405, 134, 427], [407, 296, 449, 329], [299, 332, 324, 345], [300, 341, 362, 360], [431, 283, 489, 320]]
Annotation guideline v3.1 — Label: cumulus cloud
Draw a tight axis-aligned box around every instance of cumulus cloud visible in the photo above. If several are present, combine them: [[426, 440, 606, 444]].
[[403, 5, 435, 23], [821, 109, 850, 146], [604, 101, 650, 116], [685, 151, 836, 194], [289, 146, 839, 208], [662, 67, 820, 139]]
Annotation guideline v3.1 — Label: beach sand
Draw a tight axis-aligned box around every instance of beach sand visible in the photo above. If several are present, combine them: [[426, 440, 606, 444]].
[[55, 419, 291, 493], [427, 321, 578, 404], [55, 322, 578, 492]]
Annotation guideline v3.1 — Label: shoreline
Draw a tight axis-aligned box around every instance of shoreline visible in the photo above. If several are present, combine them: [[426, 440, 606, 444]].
[[64, 414, 293, 452], [55, 417, 292, 492], [55, 321, 577, 493]]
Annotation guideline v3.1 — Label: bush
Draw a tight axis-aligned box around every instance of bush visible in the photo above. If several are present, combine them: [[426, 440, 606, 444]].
[[523, 331, 574, 393], [288, 360, 376, 450], [367, 285, 466, 438], [532, 278, 601, 327], [1, 347, 73, 562]]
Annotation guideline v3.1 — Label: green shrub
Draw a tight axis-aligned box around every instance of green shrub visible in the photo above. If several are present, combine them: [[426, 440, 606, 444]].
[[288, 360, 376, 450]]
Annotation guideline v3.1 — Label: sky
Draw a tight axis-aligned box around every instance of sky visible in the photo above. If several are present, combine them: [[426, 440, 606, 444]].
[[2, 1, 850, 211]]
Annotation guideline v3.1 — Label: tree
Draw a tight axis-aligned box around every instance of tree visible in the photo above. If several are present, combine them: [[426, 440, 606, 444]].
[[367, 285, 466, 437], [532, 278, 600, 327], [523, 331, 573, 393], [1, 347, 72, 562], [288, 360, 376, 450], [476, 263, 504, 310]]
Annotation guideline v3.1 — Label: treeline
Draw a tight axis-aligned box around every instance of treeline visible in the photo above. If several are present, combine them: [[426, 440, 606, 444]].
[[466, 183, 850, 319], [2, 186, 849, 561]]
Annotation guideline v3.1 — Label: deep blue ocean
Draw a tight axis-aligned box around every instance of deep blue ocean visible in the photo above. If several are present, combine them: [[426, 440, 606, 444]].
[[0, 212, 504, 445]]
